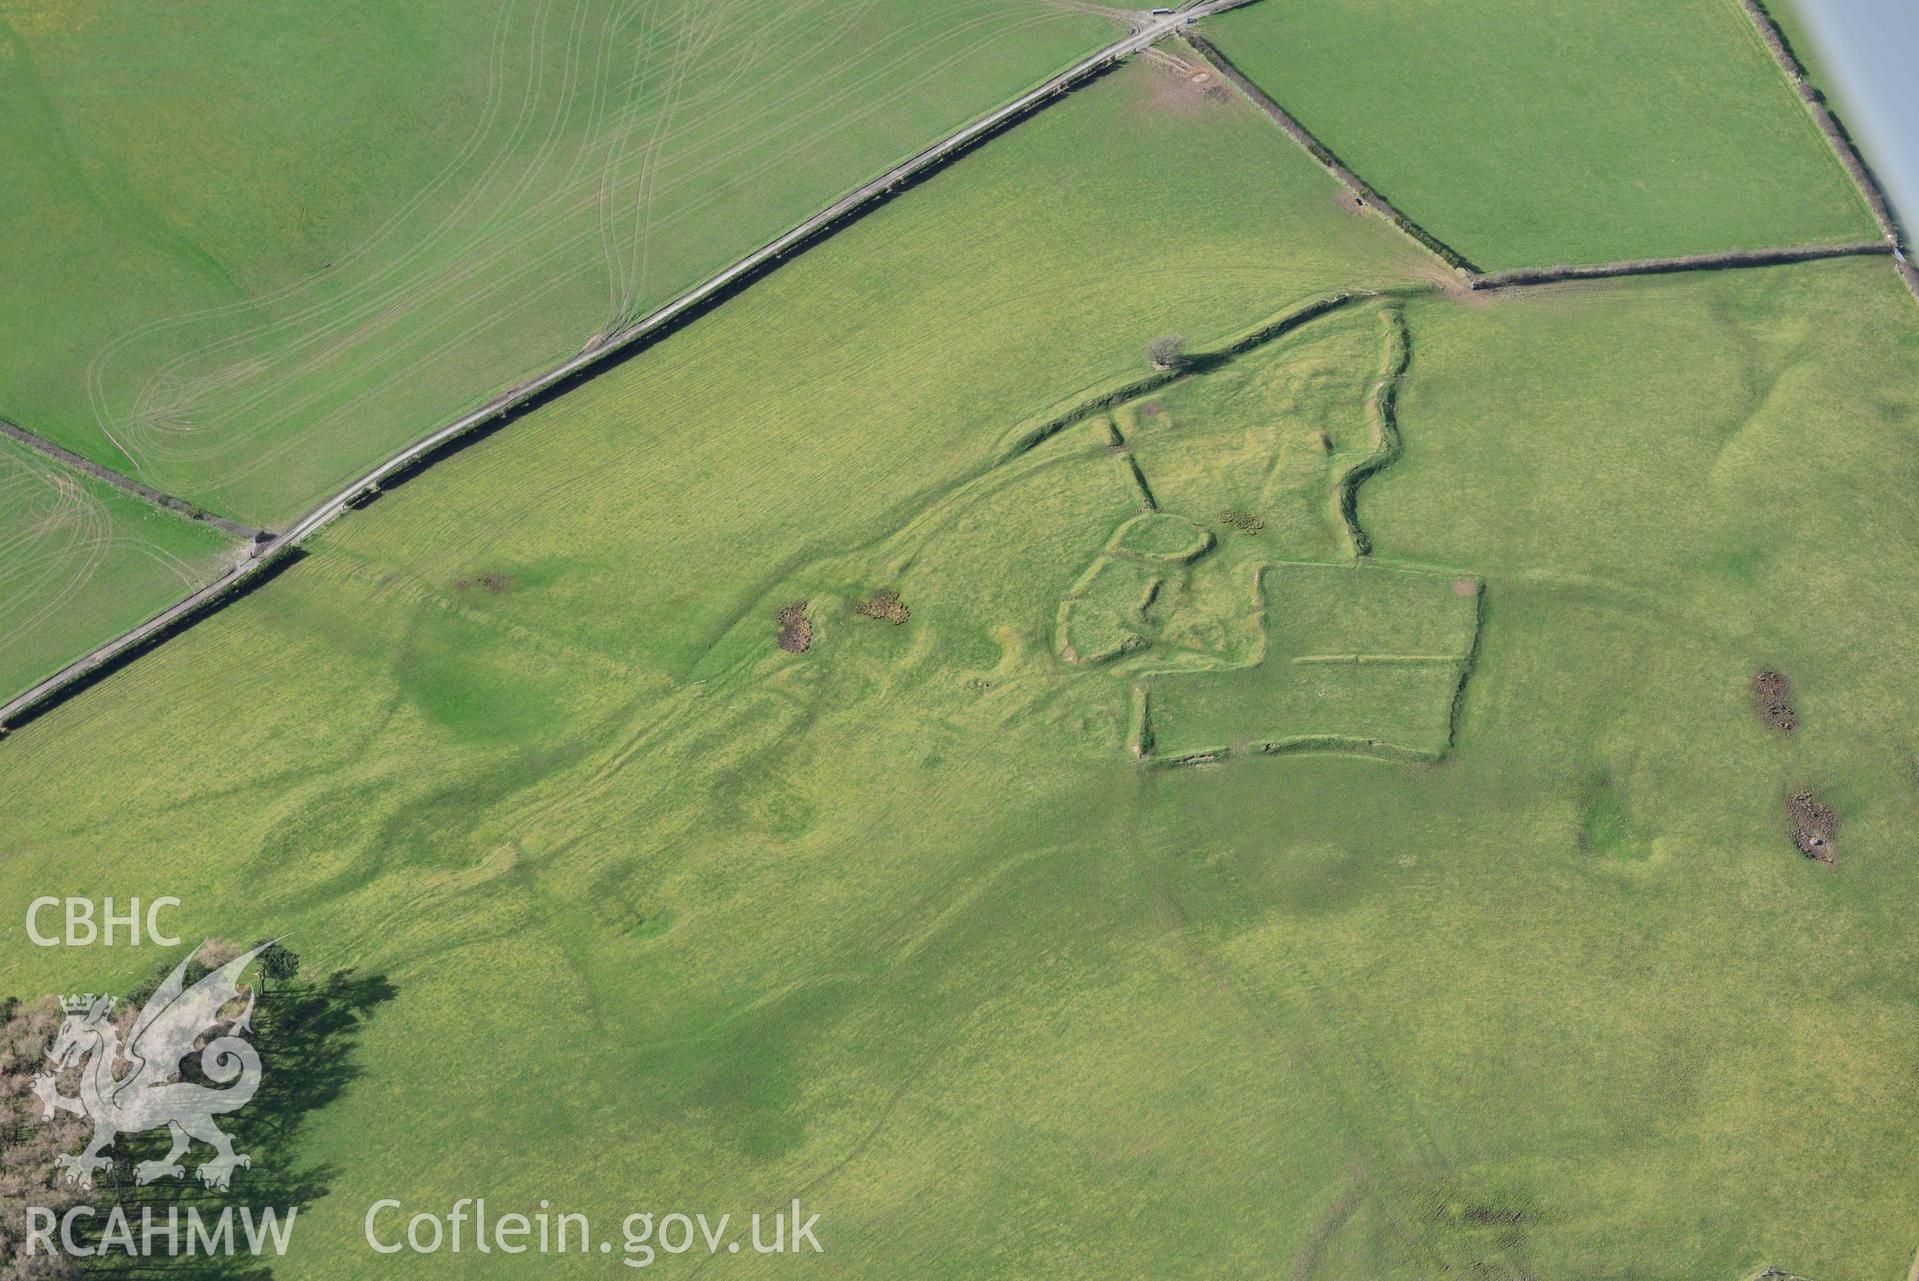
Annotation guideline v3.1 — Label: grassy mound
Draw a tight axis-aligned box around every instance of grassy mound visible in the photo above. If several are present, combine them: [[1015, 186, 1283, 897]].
[[1106, 512, 1215, 563]]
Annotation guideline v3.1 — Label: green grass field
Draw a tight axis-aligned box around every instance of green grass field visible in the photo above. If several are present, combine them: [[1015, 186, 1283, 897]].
[[1345, 257, 1919, 1278], [13, 239, 1919, 1274], [0, 0, 1117, 525], [0, 436, 233, 700], [6, 16, 1919, 1257], [1203, 0, 1880, 269], [0, 60, 1465, 1278]]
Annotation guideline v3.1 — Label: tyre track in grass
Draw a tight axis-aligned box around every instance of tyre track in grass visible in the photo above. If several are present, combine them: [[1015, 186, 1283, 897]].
[[0, 0, 1263, 734], [106, 3, 1123, 490], [94, 2, 1090, 488]]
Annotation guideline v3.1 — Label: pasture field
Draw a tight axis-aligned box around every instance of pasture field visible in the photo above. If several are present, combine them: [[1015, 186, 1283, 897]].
[[0, 435, 233, 700], [1341, 257, 1919, 1278], [10, 245, 1919, 1276], [0, 59, 1454, 1279], [1202, 0, 1879, 269], [0, 0, 1116, 525], [2, 44, 1915, 1254], [0, 5, 1916, 1266]]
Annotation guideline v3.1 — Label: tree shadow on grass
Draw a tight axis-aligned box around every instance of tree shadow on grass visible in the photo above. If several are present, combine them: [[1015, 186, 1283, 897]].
[[84, 968, 397, 1279]]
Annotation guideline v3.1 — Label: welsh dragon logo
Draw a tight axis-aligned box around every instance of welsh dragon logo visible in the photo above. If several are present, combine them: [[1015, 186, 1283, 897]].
[[32, 942, 269, 1190]]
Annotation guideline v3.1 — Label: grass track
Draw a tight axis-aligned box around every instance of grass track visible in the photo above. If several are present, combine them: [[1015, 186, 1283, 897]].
[[1203, 0, 1880, 270]]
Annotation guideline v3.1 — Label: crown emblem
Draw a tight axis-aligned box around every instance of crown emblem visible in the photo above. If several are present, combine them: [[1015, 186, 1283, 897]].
[[59, 994, 112, 1014]]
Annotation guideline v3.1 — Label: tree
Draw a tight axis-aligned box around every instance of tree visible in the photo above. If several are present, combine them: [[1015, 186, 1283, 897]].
[[0, 998, 85, 1280], [1146, 334, 1189, 371], [254, 943, 301, 996]]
